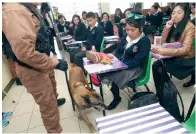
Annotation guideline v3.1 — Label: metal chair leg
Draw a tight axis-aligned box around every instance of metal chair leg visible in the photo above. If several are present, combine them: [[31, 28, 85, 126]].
[[64, 71, 75, 111], [2, 90, 15, 103], [185, 94, 195, 122], [144, 84, 150, 92], [170, 74, 172, 79]]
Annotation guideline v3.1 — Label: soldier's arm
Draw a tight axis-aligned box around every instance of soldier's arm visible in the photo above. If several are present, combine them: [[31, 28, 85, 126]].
[[2, 7, 59, 71]]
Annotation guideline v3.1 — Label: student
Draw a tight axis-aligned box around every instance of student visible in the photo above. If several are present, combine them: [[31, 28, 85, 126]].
[[190, 3, 195, 25], [143, 5, 163, 35], [152, 3, 195, 90], [95, 12, 101, 23], [154, 2, 162, 12], [69, 14, 87, 41], [57, 15, 70, 34], [120, 8, 132, 24], [41, 3, 57, 55], [82, 11, 88, 28], [114, 8, 123, 23], [100, 16, 150, 110], [73, 12, 104, 70], [99, 12, 114, 36], [113, 24, 123, 38]]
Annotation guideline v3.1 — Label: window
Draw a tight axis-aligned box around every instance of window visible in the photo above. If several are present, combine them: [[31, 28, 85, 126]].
[[50, 2, 101, 21]]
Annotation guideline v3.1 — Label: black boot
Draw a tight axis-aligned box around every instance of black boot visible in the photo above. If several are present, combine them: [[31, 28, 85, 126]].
[[16, 78, 23, 86], [107, 82, 121, 110], [57, 98, 66, 106], [183, 74, 195, 87], [53, 51, 57, 55]]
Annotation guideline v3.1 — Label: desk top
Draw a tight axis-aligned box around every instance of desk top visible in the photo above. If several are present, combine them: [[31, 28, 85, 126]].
[[83, 54, 127, 74], [96, 103, 189, 134], [60, 35, 73, 41]]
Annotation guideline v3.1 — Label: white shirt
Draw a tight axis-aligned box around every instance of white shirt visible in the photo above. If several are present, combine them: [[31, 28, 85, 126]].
[[90, 22, 98, 31], [125, 32, 145, 50], [82, 19, 89, 28], [190, 14, 195, 21]]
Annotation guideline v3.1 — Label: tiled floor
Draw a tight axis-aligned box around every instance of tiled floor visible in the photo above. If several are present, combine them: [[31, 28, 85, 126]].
[[2, 44, 195, 133]]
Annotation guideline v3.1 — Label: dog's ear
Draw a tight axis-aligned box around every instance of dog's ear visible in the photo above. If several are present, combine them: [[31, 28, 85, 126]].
[[91, 92, 102, 99], [73, 82, 84, 88]]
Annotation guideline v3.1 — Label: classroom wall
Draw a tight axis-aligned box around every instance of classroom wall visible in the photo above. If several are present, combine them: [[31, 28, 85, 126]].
[[100, 3, 110, 15], [2, 54, 12, 90]]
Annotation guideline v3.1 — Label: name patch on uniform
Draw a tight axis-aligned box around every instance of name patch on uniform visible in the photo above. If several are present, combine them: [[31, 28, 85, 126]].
[[133, 46, 138, 52]]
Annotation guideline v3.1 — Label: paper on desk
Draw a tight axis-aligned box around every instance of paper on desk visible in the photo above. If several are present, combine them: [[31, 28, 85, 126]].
[[104, 36, 119, 40], [84, 64, 113, 74], [70, 41, 86, 45], [61, 36, 72, 40]]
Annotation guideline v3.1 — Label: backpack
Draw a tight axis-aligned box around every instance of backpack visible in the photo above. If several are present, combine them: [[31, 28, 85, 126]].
[[128, 91, 158, 109], [155, 61, 185, 123]]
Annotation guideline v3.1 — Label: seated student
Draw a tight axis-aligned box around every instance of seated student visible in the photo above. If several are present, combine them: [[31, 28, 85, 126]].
[[95, 12, 101, 23], [99, 12, 114, 36], [154, 2, 162, 12], [113, 24, 123, 38], [120, 8, 132, 24], [114, 8, 123, 23], [190, 3, 195, 25], [81, 11, 89, 28], [72, 12, 104, 68], [100, 16, 151, 110], [69, 14, 87, 41], [152, 3, 195, 91], [143, 5, 163, 35], [57, 15, 70, 34], [41, 4, 57, 55]]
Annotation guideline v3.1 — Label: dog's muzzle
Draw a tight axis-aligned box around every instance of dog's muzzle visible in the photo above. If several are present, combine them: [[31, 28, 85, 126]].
[[93, 103, 108, 111]]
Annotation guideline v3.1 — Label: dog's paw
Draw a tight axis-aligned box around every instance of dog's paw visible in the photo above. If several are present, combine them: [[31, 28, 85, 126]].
[[89, 125, 96, 133]]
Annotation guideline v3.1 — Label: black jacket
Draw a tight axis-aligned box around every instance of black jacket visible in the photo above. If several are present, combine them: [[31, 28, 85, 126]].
[[99, 20, 114, 36], [69, 22, 87, 41], [85, 24, 104, 51], [57, 21, 70, 33], [146, 12, 163, 27], [114, 15, 122, 23], [115, 34, 151, 69]]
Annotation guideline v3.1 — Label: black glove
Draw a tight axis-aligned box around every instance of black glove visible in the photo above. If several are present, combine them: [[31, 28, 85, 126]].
[[55, 59, 68, 71]]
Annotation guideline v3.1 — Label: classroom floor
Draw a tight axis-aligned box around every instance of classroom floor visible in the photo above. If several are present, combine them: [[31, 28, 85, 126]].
[[2, 42, 195, 133]]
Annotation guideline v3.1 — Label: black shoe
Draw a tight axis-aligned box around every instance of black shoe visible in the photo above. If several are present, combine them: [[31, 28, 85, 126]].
[[183, 79, 195, 87], [16, 78, 23, 85], [53, 51, 57, 55], [107, 97, 121, 110], [57, 98, 66, 106]]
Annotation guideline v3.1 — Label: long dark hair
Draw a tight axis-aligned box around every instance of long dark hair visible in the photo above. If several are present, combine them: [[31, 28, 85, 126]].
[[126, 17, 143, 31], [101, 12, 110, 19], [115, 8, 123, 18], [71, 14, 82, 27], [166, 3, 190, 42]]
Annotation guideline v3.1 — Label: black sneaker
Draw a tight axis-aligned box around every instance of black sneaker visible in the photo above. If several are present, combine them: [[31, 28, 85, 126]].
[[16, 78, 23, 85], [57, 98, 66, 107], [53, 51, 57, 55], [183, 79, 195, 87], [107, 97, 121, 110]]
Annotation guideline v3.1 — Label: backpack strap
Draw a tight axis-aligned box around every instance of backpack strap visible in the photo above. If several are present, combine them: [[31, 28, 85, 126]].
[[185, 94, 195, 121], [21, 3, 43, 23], [177, 91, 185, 122]]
